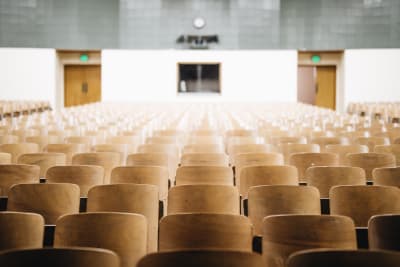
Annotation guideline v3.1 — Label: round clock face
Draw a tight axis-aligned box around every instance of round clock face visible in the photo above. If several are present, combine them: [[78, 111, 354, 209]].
[[193, 17, 206, 29]]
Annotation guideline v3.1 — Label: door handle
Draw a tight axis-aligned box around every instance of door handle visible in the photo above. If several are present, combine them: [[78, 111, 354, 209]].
[[81, 82, 88, 94], [315, 84, 319, 94]]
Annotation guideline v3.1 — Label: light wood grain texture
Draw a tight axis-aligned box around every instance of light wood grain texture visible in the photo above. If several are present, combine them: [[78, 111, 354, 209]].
[[87, 184, 159, 252], [310, 137, 349, 152], [325, 144, 369, 165], [346, 152, 396, 179], [8, 183, 80, 224], [330, 185, 400, 227], [137, 250, 262, 267], [168, 185, 239, 215], [372, 167, 400, 187], [72, 152, 120, 184], [0, 135, 19, 144], [278, 143, 320, 164], [180, 153, 229, 166], [235, 152, 284, 188], [17, 152, 66, 177], [0, 164, 40, 196], [239, 165, 298, 198], [306, 166, 366, 198], [45, 143, 87, 164], [175, 166, 233, 186], [93, 144, 128, 165], [159, 213, 253, 252], [26, 135, 62, 151], [0, 212, 44, 251], [289, 152, 339, 182], [183, 144, 224, 154], [126, 153, 174, 183], [356, 136, 390, 152], [46, 165, 104, 197], [0, 152, 11, 164], [287, 249, 400, 267], [0, 143, 39, 163], [230, 144, 275, 163], [111, 166, 168, 201], [263, 215, 357, 267], [54, 212, 147, 267], [375, 144, 400, 166], [249, 185, 320, 235]]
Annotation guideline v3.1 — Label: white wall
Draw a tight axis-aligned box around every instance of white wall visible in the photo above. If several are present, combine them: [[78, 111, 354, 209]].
[[344, 49, 400, 106], [102, 50, 297, 102], [0, 48, 56, 107]]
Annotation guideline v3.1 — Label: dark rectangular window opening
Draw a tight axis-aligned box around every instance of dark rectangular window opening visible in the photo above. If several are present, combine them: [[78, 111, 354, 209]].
[[178, 63, 220, 94]]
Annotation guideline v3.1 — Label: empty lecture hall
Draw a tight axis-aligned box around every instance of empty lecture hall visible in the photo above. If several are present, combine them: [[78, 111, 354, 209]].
[[1, 0, 400, 266]]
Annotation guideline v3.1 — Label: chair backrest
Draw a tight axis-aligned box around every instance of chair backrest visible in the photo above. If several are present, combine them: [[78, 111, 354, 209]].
[[93, 144, 128, 165], [46, 165, 104, 197], [310, 137, 349, 152], [229, 144, 275, 163], [0, 212, 44, 251], [175, 166, 233, 186], [325, 144, 369, 165], [287, 249, 400, 267], [26, 135, 61, 151], [72, 152, 120, 184], [159, 213, 253, 252], [182, 144, 224, 154], [330, 185, 400, 227], [0, 247, 120, 267], [87, 184, 159, 252], [239, 165, 298, 198], [346, 152, 396, 180], [45, 143, 86, 164], [138, 144, 179, 160], [137, 250, 262, 267], [126, 153, 175, 182], [305, 166, 366, 198], [65, 136, 94, 149], [369, 214, 400, 251], [168, 185, 239, 215], [249, 185, 320, 235], [356, 136, 390, 151], [180, 153, 229, 166], [0, 135, 19, 144], [0, 164, 40, 196], [110, 166, 169, 201], [374, 144, 400, 165], [0, 143, 39, 163], [289, 153, 339, 182], [0, 152, 11, 164], [17, 152, 66, 177], [269, 136, 307, 145], [262, 214, 357, 267], [106, 135, 140, 154], [8, 183, 80, 224], [54, 212, 147, 267], [372, 167, 400, 187], [278, 143, 320, 164], [234, 152, 284, 186]]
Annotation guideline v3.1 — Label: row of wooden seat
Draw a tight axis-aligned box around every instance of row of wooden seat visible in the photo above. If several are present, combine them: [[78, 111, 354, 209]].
[[1, 211, 400, 266], [0, 102, 400, 267]]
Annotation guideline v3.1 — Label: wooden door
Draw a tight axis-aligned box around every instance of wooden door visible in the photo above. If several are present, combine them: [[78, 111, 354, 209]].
[[315, 66, 336, 110], [64, 65, 101, 107]]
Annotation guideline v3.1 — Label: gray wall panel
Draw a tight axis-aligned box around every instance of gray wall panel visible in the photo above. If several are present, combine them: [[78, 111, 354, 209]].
[[0, 0, 399, 49]]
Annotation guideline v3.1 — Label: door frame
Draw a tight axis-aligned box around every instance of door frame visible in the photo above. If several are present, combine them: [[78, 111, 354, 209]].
[[297, 51, 344, 111], [56, 50, 102, 110]]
